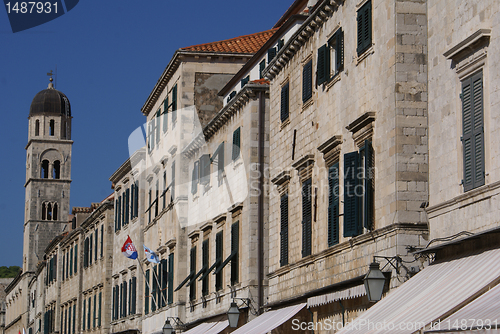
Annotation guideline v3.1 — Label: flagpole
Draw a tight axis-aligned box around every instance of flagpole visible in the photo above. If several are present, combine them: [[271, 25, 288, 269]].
[[136, 257, 158, 311], [151, 265, 168, 307]]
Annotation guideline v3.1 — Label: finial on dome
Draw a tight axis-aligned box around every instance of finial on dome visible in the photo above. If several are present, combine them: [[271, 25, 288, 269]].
[[47, 70, 54, 89]]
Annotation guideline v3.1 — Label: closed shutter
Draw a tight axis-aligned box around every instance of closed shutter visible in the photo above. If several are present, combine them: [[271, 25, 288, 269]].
[[280, 193, 289, 266], [167, 253, 174, 304], [231, 222, 239, 285], [82, 299, 86, 330], [134, 182, 139, 217], [89, 234, 93, 265], [241, 75, 250, 88], [259, 60, 266, 79], [190, 247, 196, 301], [200, 154, 210, 185], [69, 247, 73, 276], [94, 230, 98, 262], [302, 60, 313, 103], [301, 179, 312, 257], [281, 82, 289, 122], [328, 163, 340, 246], [336, 28, 344, 72], [98, 292, 101, 327], [73, 244, 77, 273], [278, 39, 284, 51], [72, 305, 75, 334], [202, 240, 209, 296], [67, 306, 71, 334], [232, 127, 241, 161], [83, 238, 88, 268], [268, 47, 277, 62], [357, 1, 372, 55], [122, 281, 128, 316], [131, 277, 137, 314], [93, 294, 96, 328], [117, 196, 121, 230], [217, 143, 225, 186], [344, 152, 361, 237], [317, 44, 330, 85], [172, 84, 177, 125], [145, 270, 150, 314], [115, 200, 118, 231], [87, 297, 91, 328], [100, 225, 103, 258], [364, 140, 375, 230], [215, 232, 223, 291], [462, 71, 485, 191], [125, 188, 130, 225]]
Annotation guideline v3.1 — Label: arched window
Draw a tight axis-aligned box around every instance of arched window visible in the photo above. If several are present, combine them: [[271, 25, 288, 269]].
[[47, 203, 52, 220], [42, 203, 46, 220], [35, 120, 40, 136], [49, 120, 55, 136], [53, 203, 58, 221], [41, 160, 49, 179], [53, 161, 60, 179]]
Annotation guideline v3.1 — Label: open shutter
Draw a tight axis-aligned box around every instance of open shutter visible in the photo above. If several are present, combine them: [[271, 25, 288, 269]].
[[364, 140, 375, 230], [200, 154, 211, 185], [231, 221, 239, 284], [240, 75, 250, 88], [259, 60, 266, 79], [344, 151, 361, 237], [167, 254, 174, 304], [280, 193, 289, 266], [301, 179, 312, 257], [232, 127, 241, 161], [328, 163, 340, 246], [216, 143, 225, 185], [335, 28, 344, 72], [268, 47, 277, 62], [163, 97, 168, 132], [215, 232, 223, 291], [69, 247, 73, 276], [280, 82, 289, 122], [317, 44, 330, 85], [189, 247, 196, 300]]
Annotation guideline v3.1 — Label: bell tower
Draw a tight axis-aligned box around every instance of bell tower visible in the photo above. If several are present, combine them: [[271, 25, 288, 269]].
[[23, 76, 73, 272]]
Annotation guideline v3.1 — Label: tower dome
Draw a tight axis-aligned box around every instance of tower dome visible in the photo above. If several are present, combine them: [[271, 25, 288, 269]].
[[29, 79, 71, 117]]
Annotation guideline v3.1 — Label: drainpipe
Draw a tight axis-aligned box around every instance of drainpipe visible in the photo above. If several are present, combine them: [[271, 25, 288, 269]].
[[308, 309, 315, 334], [257, 90, 265, 315]]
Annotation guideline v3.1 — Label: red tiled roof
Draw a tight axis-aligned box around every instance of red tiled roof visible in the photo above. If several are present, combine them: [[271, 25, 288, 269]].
[[251, 79, 270, 85], [181, 28, 278, 53]]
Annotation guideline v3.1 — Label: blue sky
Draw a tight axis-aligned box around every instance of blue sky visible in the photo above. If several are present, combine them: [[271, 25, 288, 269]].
[[0, 1, 290, 267]]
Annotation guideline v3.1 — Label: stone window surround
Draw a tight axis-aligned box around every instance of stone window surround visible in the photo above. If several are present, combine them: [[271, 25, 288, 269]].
[[292, 154, 315, 183], [346, 111, 376, 148], [318, 135, 342, 167]]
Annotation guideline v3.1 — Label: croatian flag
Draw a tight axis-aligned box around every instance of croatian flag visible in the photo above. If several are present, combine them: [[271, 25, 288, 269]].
[[121, 236, 138, 260], [143, 245, 160, 264]]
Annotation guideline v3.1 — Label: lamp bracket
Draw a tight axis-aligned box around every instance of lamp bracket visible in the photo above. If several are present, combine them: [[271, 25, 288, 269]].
[[233, 297, 259, 316], [166, 317, 186, 329], [372, 256, 402, 274]]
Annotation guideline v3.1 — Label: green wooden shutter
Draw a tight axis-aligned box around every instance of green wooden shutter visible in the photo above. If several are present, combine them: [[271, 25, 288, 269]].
[[83, 238, 88, 268], [328, 163, 340, 247], [268, 47, 277, 62], [89, 234, 93, 265], [69, 247, 73, 276], [302, 60, 313, 103], [160, 260, 167, 307], [344, 151, 361, 237], [202, 240, 209, 296], [259, 59, 266, 79], [93, 294, 96, 328], [72, 305, 75, 334], [189, 247, 196, 301], [281, 82, 289, 122], [73, 244, 77, 273], [280, 193, 289, 266], [82, 299, 86, 330], [123, 281, 128, 316], [145, 270, 150, 314], [278, 39, 284, 51], [87, 297, 91, 328], [232, 127, 241, 161], [231, 221, 239, 285], [301, 179, 312, 257], [357, 1, 372, 55], [364, 140, 375, 230], [462, 72, 485, 191], [168, 253, 174, 304], [98, 292, 101, 327], [94, 230, 98, 262], [336, 28, 344, 72], [100, 225, 103, 258], [241, 75, 250, 88], [217, 143, 225, 186], [172, 85, 177, 125], [117, 196, 121, 230], [156, 109, 161, 144], [215, 232, 223, 291], [317, 44, 330, 85], [125, 188, 130, 225], [131, 277, 137, 314], [67, 306, 71, 334]]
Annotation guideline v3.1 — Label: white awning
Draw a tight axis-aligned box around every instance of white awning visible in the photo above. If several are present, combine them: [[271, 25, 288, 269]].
[[336, 248, 500, 334], [182, 320, 228, 334], [307, 285, 366, 308], [425, 282, 500, 333], [231, 303, 306, 334]]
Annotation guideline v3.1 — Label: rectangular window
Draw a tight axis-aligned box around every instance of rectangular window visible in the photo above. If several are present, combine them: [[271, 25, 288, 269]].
[[94, 230, 98, 262], [280, 193, 289, 266], [232, 128, 241, 161], [92, 294, 96, 328], [172, 84, 178, 125], [163, 171, 167, 208], [72, 304, 75, 334], [73, 244, 77, 273], [281, 82, 289, 122], [189, 247, 196, 301], [302, 60, 313, 103], [82, 299, 86, 331], [131, 276, 137, 314], [68, 306, 71, 334], [241, 75, 250, 88], [160, 259, 167, 307], [200, 154, 211, 186], [124, 188, 130, 225], [357, 0, 372, 55], [89, 234, 93, 266], [100, 225, 103, 258], [144, 269, 150, 314], [171, 161, 176, 200], [462, 71, 485, 191], [328, 163, 340, 246], [259, 59, 266, 79], [317, 28, 344, 85], [98, 292, 102, 327], [202, 239, 209, 296], [83, 238, 89, 268], [343, 140, 375, 237], [278, 38, 284, 51], [167, 253, 174, 305], [156, 109, 161, 144], [230, 221, 239, 285], [301, 179, 312, 257], [215, 231, 223, 291], [122, 281, 128, 316], [191, 161, 199, 194], [151, 266, 157, 312], [87, 297, 90, 329], [214, 143, 224, 186], [163, 97, 169, 133], [268, 47, 277, 62]]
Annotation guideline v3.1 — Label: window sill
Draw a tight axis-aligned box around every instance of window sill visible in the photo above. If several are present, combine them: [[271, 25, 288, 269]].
[[326, 72, 341, 91], [280, 117, 290, 131], [302, 98, 314, 112], [233, 159, 243, 170], [356, 44, 374, 66]]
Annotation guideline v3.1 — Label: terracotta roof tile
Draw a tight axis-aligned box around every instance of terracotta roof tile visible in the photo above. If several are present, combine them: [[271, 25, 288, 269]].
[[181, 28, 278, 54], [251, 79, 270, 85]]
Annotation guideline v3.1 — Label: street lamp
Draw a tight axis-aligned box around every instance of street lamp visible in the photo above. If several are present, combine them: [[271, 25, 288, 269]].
[[162, 317, 184, 334], [162, 319, 174, 334], [227, 302, 240, 328], [363, 261, 386, 302]]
